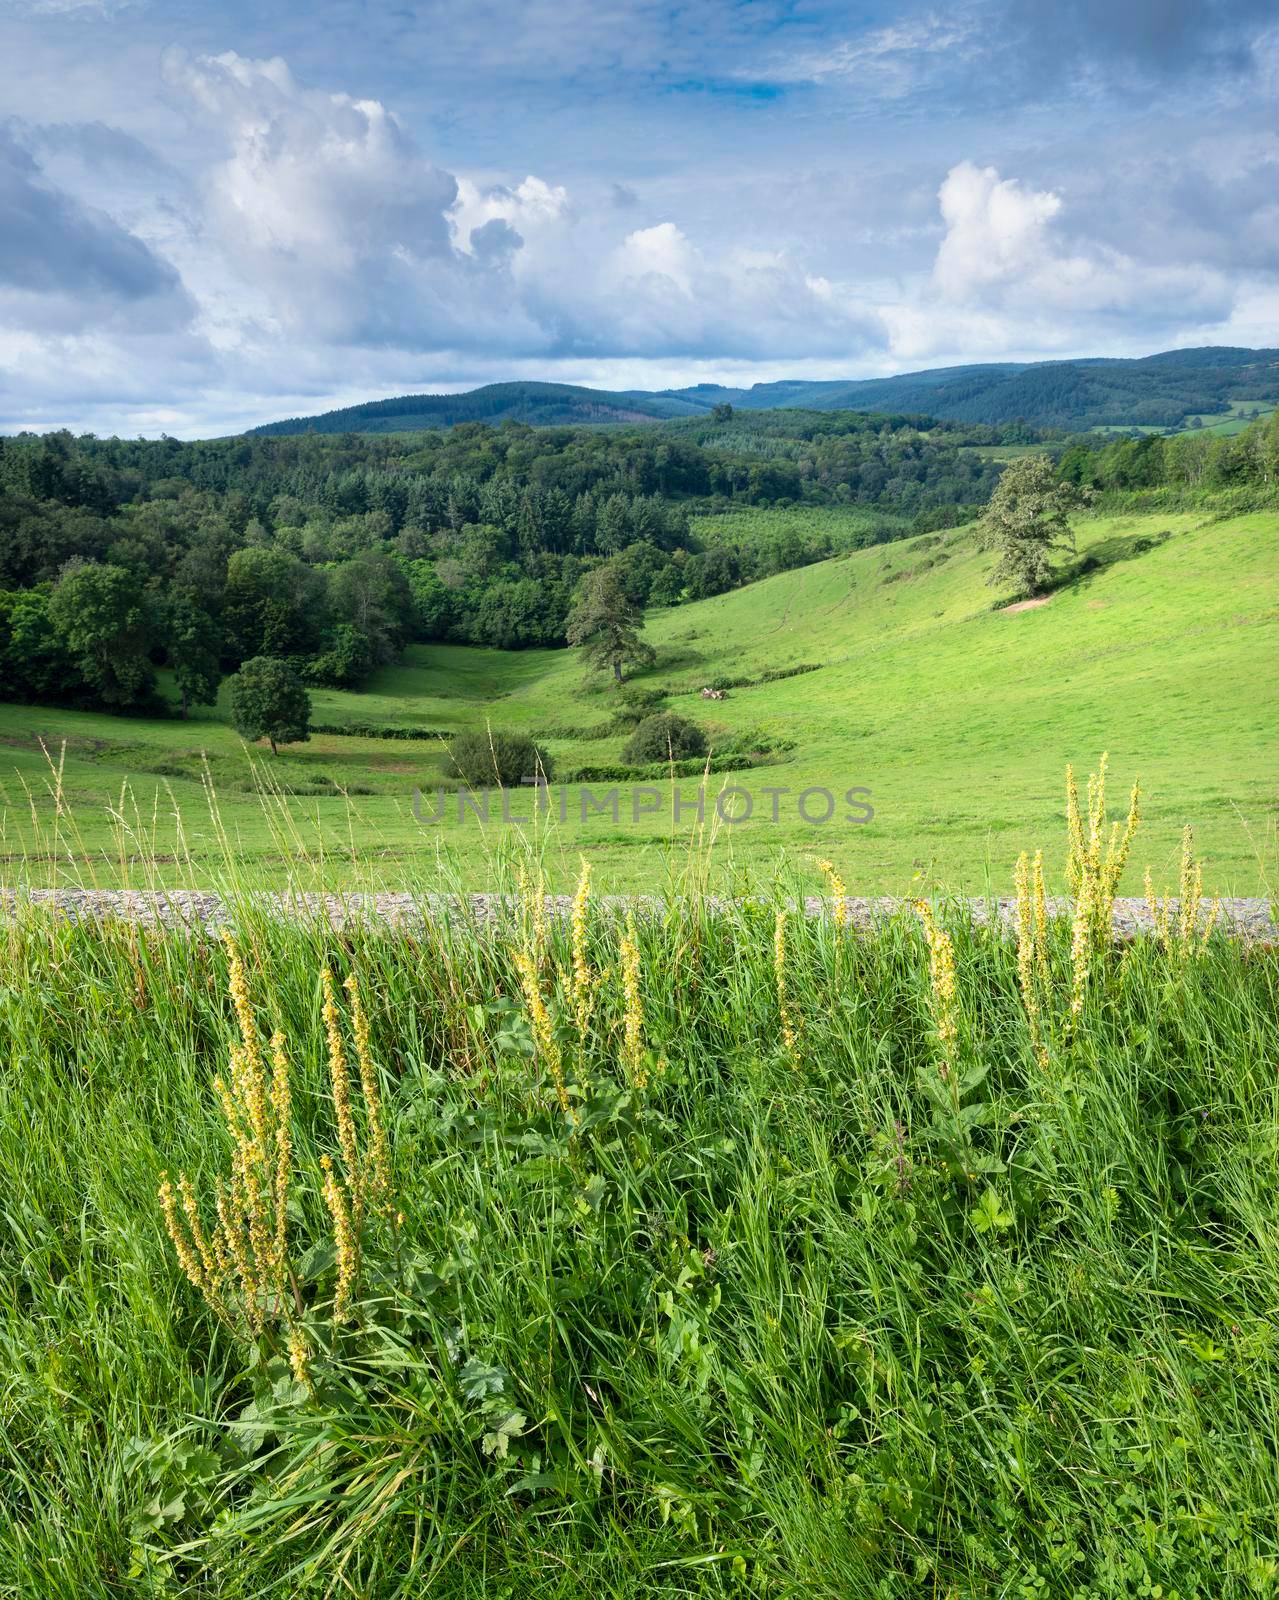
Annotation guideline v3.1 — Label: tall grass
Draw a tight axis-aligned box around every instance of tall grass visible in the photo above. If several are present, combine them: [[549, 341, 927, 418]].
[[2, 772, 1278, 1597]]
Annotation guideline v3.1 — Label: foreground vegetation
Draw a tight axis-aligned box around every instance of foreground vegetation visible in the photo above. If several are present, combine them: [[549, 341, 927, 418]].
[[3, 775, 1278, 1597]]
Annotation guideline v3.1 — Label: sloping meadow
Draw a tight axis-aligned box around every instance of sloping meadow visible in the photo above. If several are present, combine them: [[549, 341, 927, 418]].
[[2, 789, 1278, 1597]]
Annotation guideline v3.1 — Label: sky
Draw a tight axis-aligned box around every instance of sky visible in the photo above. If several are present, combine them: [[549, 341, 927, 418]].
[[1, 0, 1277, 436]]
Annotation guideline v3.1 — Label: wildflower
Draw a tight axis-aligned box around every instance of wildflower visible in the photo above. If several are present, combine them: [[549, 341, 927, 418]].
[[158, 951, 394, 1348], [1147, 826, 1217, 958], [159, 1172, 205, 1292], [322, 968, 360, 1219], [569, 857, 596, 1037], [1032, 849, 1050, 991], [287, 1324, 312, 1392], [817, 858, 848, 955], [321, 1154, 358, 1325], [516, 859, 550, 967], [774, 909, 800, 1060], [514, 946, 570, 1116], [268, 1030, 292, 1281], [914, 900, 959, 1075], [619, 911, 647, 1089], [1067, 755, 1140, 954]]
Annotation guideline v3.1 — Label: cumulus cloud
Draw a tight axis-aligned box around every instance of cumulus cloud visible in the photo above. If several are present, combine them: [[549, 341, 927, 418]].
[[151, 51, 885, 367], [928, 160, 1231, 329]]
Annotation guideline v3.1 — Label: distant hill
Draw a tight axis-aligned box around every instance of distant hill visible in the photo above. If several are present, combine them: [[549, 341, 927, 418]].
[[246, 381, 704, 435], [248, 347, 1279, 436]]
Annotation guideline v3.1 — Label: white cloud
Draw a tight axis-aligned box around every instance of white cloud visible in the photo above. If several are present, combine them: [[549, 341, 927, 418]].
[[612, 222, 697, 296], [922, 158, 1233, 334], [933, 161, 1064, 300], [450, 175, 570, 254]]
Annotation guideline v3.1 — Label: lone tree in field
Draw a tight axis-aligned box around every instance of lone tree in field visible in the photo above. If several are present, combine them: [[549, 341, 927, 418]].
[[228, 656, 311, 756], [978, 456, 1083, 598], [566, 562, 655, 684]]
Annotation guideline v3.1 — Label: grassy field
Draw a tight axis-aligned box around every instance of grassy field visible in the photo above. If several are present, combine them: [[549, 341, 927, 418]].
[[1089, 401, 1279, 440], [1, 507, 1277, 896], [3, 830, 1278, 1596]]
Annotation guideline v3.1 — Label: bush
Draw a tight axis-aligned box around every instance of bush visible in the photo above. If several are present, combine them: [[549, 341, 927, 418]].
[[446, 729, 553, 789], [622, 712, 707, 765]]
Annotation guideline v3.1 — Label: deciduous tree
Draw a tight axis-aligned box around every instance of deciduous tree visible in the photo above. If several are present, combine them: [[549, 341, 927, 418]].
[[978, 456, 1082, 597], [228, 656, 311, 756]]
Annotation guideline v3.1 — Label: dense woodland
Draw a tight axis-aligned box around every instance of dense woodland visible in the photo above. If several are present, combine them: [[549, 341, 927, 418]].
[[1, 404, 1276, 718]]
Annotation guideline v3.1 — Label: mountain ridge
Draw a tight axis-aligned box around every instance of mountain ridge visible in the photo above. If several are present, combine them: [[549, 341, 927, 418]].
[[246, 345, 1279, 437]]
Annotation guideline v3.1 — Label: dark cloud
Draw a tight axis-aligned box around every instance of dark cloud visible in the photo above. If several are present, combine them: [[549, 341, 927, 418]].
[[0, 128, 190, 321], [999, 0, 1276, 82]]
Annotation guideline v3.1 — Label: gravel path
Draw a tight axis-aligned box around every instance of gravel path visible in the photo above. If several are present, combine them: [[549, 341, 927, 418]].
[[1, 888, 1274, 941]]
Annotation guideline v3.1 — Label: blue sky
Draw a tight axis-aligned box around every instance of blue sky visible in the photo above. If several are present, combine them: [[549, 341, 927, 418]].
[[1, 0, 1276, 434]]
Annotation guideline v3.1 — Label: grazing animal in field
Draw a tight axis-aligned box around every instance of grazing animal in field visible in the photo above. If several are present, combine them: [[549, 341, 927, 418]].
[[700, 686, 727, 700]]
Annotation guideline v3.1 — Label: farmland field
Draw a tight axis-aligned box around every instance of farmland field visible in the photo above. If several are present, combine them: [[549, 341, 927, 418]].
[[2, 506, 1277, 898]]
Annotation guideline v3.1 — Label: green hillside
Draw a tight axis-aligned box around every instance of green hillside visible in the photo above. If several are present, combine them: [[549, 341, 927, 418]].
[[246, 381, 703, 435], [250, 347, 1279, 436], [4, 505, 1276, 895]]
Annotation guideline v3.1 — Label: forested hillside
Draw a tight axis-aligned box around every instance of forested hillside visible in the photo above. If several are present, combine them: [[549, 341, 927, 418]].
[[248, 381, 704, 435], [0, 410, 1002, 716], [5, 402, 1275, 727], [252, 347, 1279, 436]]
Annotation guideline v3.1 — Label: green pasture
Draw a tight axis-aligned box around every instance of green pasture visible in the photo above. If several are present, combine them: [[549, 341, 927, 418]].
[[2, 507, 1276, 897]]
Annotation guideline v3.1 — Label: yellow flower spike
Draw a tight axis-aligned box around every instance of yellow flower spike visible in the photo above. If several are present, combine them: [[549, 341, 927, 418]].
[[514, 946, 570, 1117], [287, 1324, 312, 1392], [214, 1177, 259, 1334], [914, 900, 959, 1075], [1014, 854, 1049, 1070], [268, 1029, 292, 1292], [158, 1172, 205, 1292], [178, 1172, 220, 1293], [321, 968, 360, 1223], [619, 912, 647, 1089], [1031, 850, 1050, 993], [321, 1153, 358, 1326], [1068, 869, 1094, 1023], [817, 858, 848, 955], [569, 857, 596, 1038]]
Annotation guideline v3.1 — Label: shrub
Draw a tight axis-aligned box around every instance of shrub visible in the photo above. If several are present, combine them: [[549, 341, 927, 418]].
[[446, 729, 553, 788], [622, 712, 707, 765]]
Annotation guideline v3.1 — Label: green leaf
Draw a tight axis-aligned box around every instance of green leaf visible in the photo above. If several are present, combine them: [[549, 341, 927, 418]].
[[972, 1186, 1015, 1235], [460, 1358, 507, 1402], [481, 1409, 527, 1459], [299, 1239, 336, 1282]]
